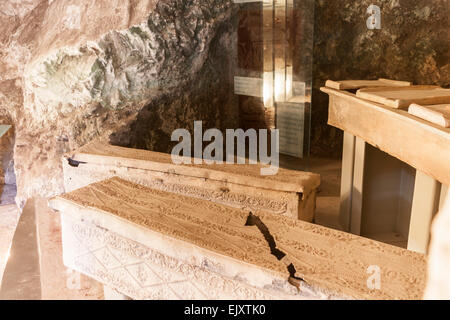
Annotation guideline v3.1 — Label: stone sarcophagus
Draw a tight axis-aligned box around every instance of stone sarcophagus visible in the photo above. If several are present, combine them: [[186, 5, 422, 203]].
[[62, 141, 320, 222], [49, 177, 426, 300]]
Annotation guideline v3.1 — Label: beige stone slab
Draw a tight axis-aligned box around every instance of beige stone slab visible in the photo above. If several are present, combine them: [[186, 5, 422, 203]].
[[408, 104, 450, 128], [356, 86, 450, 109], [64, 141, 320, 221], [326, 79, 412, 91], [321, 87, 450, 186], [62, 160, 304, 219], [70, 141, 319, 195], [49, 177, 427, 300]]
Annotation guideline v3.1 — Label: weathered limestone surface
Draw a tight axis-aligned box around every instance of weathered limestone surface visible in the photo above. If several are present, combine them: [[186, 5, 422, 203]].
[[59, 212, 306, 300], [0, 0, 238, 206], [50, 177, 427, 300]]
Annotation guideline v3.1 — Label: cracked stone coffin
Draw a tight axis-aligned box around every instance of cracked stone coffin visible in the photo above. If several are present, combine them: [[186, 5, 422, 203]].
[[62, 141, 320, 222], [49, 177, 426, 300]]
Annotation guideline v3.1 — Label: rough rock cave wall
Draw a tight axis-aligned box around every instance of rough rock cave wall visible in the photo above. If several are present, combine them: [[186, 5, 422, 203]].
[[312, 0, 450, 157], [0, 0, 238, 206], [1, 0, 449, 203]]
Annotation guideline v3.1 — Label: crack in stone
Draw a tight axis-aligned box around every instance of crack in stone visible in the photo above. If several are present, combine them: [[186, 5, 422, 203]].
[[245, 212, 306, 291], [67, 158, 87, 168]]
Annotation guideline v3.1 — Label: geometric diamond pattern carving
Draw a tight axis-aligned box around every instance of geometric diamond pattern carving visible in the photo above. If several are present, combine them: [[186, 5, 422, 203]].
[[62, 217, 307, 300], [92, 247, 122, 269], [126, 263, 163, 288], [108, 246, 141, 266]]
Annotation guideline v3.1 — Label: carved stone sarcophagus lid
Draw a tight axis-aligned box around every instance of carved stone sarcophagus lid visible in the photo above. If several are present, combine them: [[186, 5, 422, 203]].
[[49, 177, 426, 300], [62, 141, 320, 222]]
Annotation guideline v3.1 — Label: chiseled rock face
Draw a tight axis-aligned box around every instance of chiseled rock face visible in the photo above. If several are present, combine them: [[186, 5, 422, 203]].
[[0, 0, 238, 206], [25, 0, 234, 113]]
